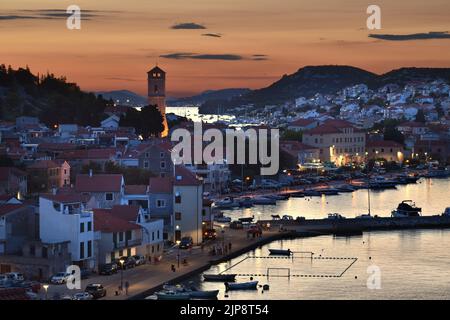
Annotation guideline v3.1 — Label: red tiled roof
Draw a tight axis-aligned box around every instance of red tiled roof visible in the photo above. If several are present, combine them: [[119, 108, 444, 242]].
[[289, 118, 316, 127], [75, 174, 123, 192], [0, 204, 26, 217], [149, 177, 173, 193], [27, 160, 68, 169], [58, 148, 117, 160], [366, 140, 403, 148], [38, 143, 78, 151], [93, 208, 140, 233], [110, 205, 140, 222], [124, 185, 148, 195], [174, 166, 202, 186], [304, 119, 361, 135]]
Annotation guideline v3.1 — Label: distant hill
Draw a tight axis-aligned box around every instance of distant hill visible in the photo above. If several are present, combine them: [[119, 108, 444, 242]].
[[199, 65, 450, 114], [0, 65, 108, 126], [167, 88, 251, 107], [95, 90, 147, 107]]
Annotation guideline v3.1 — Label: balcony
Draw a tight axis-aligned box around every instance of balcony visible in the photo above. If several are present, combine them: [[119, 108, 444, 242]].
[[113, 238, 142, 249]]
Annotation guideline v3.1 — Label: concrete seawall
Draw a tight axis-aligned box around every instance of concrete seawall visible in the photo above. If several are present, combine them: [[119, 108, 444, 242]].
[[262, 215, 450, 236]]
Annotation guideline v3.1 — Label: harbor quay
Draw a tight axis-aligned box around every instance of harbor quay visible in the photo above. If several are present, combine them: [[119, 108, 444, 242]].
[[261, 215, 450, 236]]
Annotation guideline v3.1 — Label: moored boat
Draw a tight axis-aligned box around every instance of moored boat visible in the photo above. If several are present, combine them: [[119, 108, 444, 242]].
[[238, 197, 254, 208], [155, 291, 191, 300], [214, 197, 239, 209], [189, 289, 219, 299], [252, 196, 276, 205], [391, 200, 422, 217], [203, 274, 237, 282], [265, 194, 290, 200], [268, 248, 292, 256], [442, 207, 450, 216], [225, 281, 258, 291]]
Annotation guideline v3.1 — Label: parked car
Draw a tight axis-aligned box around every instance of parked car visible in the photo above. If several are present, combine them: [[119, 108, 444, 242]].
[[117, 256, 136, 269], [133, 254, 146, 266], [6, 272, 24, 281], [0, 274, 8, 284], [85, 284, 107, 299], [50, 272, 71, 284], [72, 292, 93, 300], [203, 229, 217, 240], [179, 236, 193, 249], [99, 263, 118, 275]]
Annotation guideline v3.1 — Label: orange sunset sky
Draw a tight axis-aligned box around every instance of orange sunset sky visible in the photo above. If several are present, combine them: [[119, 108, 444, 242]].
[[1, 0, 450, 97]]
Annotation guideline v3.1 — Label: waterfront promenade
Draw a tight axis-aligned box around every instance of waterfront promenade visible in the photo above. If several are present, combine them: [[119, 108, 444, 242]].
[[38, 227, 288, 300]]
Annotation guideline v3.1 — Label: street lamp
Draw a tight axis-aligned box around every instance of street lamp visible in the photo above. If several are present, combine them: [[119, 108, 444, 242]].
[[176, 240, 181, 268], [42, 284, 49, 300], [220, 224, 225, 247], [119, 258, 125, 292]]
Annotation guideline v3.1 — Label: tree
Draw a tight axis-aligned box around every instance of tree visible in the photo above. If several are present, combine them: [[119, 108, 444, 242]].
[[120, 105, 164, 138], [415, 109, 426, 123], [281, 129, 303, 141]]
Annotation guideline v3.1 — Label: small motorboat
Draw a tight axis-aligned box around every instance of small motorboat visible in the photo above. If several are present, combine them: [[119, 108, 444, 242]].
[[214, 197, 239, 209], [290, 191, 305, 198], [317, 188, 340, 195], [326, 213, 346, 220], [215, 216, 232, 223], [189, 289, 219, 299], [442, 207, 450, 216], [355, 213, 374, 219], [225, 281, 258, 291], [268, 249, 292, 256], [252, 196, 276, 205], [238, 197, 254, 208], [265, 194, 290, 200], [369, 176, 397, 189], [155, 291, 191, 300], [203, 274, 237, 282], [271, 214, 281, 220], [304, 189, 321, 197], [391, 200, 422, 217], [238, 216, 254, 223], [336, 185, 356, 193]]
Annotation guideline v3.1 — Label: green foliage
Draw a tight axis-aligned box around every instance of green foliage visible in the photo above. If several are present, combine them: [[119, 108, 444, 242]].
[[371, 119, 405, 144], [281, 129, 303, 141], [120, 105, 164, 138], [0, 65, 108, 126]]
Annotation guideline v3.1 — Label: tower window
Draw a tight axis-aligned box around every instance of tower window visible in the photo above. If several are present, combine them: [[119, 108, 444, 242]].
[[154, 85, 158, 93]]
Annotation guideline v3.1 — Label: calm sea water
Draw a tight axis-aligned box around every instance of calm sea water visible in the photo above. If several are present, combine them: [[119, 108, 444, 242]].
[[183, 178, 450, 300], [225, 178, 450, 221]]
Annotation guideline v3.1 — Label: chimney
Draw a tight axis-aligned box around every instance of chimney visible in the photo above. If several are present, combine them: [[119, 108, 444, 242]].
[[89, 169, 93, 177]]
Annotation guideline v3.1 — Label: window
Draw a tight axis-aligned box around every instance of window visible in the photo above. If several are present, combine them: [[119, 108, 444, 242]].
[[119, 249, 123, 256], [87, 221, 92, 232], [42, 247, 48, 258], [160, 161, 166, 169], [157, 230, 160, 239], [80, 223, 84, 233], [29, 245, 35, 256], [105, 193, 114, 201], [202, 209, 206, 216], [156, 199, 166, 208], [119, 232, 124, 242], [175, 212, 181, 220], [144, 161, 149, 168], [175, 192, 181, 204], [80, 242, 85, 259], [64, 169, 67, 174], [127, 248, 131, 256], [175, 230, 181, 242], [160, 152, 165, 158], [152, 246, 155, 253], [126, 231, 132, 241], [145, 152, 150, 158], [87, 241, 92, 258], [152, 232, 155, 241]]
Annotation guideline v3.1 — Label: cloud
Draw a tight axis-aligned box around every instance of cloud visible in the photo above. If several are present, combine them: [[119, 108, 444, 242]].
[[160, 53, 243, 61], [171, 22, 206, 30], [0, 9, 106, 21], [202, 33, 222, 38], [251, 54, 268, 61], [369, 31, 450, 41]]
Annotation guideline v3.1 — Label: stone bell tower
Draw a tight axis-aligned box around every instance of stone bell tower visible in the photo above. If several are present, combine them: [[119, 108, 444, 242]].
[[147, 66, 168, 137]]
